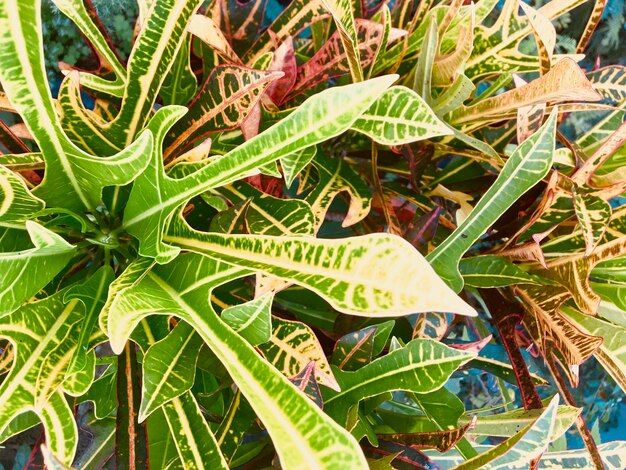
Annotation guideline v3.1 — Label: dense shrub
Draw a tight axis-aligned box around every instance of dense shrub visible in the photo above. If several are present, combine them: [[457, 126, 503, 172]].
[[0, 0, 625, 468]]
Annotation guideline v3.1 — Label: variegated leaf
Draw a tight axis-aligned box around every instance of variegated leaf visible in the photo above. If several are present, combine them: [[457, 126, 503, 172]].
[[539, 235, 626, 314], [561, 305, 626, 394], [451, 59, 601, 130], [300, 153, 372, 229], [164, 65, 281, 160], [572, 188, 612, 255], [93, 0, 202, 147], [0, 0, 154, 211], [465, 0, 585, 79], [245, 0, 327, 61], [0, 291, 84, 464], [52, 0, 127, 97], [106, 253, 369, 470], [222, 292, 273, 345], [352, 86, 452, 145], [286, 20, 405, 101], [466, 402, 580, 440], [217, 180, 316, 236], [280, 145, 317, 189], [588, 65, 626, 104], [166, 215, 477, 317], [428, 111, 557, 292], [139, 321, 203, 422], [324, 339, 475, 425], [0, 222, 75, 317], [124, 76, 397, 262], [451, 396, 560, 469], [258, 316, 340, 390], [0, 165, 44, 228], [517, 285, 603, 375]]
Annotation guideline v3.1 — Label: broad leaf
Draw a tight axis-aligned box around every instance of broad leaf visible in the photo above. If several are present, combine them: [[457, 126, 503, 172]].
[[0, 165, 44, 228], [166, 216, 477, 316], [139, 321, 203, 421], [352, 86, 452, 145], [258, 316, 340, 391], [123, 75, 398, 262], [324, 338, 475, 425], [0, 222, 75, 317], [106, 253, 369, 469]]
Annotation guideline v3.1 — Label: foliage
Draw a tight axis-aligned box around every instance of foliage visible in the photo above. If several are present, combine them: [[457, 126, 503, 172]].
[[0, 0, 625, 468]]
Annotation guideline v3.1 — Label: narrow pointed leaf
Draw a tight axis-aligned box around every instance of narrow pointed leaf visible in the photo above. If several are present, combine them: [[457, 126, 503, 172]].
[[139, 322, 203, 422], [106, 253, 369, 470], [324, 339, 475, 425], [162, 392, 228, 469], [451, 395, 560, 469], [459, 255, 545, 287], [428, 110, 557, 292]]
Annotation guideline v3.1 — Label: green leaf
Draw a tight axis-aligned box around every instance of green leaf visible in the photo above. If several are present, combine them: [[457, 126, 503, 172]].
[[324, 339, 475, 425], [139, 321, 203, 421], [0, 0, 155, 210], [217, 180, 316, 236], [63, 267, 114, 376], [106, 253, 369, 469], [465, 0, 585, 79], [96, 0, 203, 147], [451, 395, 560, 469], [466, 402, 580, 441], [0, 290, 84, 463], [215, 390, 256, 463], [161, 392, 228, 469], [160, 34, 198, 106], [222, 292, 273, 345], [428, 110, 557, 292], [352, 86, 452, 145], [123, 75, 398, 262], [281, 146, 317, 189], [0, 222, 75, 317], [459, 255, 545, 287], [166, 216, 477, 317], [0, 165, 45, 228]]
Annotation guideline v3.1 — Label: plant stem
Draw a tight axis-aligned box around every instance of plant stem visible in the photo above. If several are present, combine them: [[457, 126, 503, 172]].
[[545, 349, 606, 470]]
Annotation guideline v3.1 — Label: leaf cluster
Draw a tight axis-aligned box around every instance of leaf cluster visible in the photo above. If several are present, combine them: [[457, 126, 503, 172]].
[[0, 0, 625, 468]]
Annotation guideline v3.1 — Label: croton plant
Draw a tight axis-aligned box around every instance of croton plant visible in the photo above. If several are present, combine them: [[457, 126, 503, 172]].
[[0, 0, 625, 467]]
